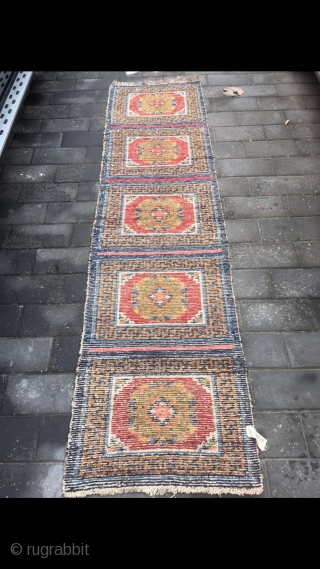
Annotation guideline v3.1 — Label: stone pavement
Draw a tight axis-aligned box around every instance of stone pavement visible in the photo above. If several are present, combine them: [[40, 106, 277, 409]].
[[0, 71, 320, 498]]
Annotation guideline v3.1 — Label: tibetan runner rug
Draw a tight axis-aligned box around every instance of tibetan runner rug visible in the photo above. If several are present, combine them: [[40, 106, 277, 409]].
[[63, 76, 263, 497]]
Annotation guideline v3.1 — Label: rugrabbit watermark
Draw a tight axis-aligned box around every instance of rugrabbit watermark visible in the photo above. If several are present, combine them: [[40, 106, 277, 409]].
[[10, 543, 89, 558]]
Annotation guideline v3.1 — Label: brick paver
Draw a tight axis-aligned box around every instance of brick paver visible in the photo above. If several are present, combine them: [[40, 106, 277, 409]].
[[0, 71, 319, 498]]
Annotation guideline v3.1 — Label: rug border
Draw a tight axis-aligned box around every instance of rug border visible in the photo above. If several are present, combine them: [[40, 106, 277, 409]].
[[64, 485, 264, 498], [62, 76, 264, 498]]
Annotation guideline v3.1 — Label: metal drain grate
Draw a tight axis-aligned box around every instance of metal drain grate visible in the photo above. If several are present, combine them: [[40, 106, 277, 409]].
[[0, 71, 33, 156]]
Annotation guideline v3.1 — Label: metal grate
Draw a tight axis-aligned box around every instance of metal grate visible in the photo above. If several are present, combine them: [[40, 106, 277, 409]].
[[0, 71, 33, 156], [0, 71, 12, 100]]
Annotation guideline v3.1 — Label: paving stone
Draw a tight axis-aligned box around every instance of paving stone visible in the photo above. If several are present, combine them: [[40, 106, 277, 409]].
[[77, 183, 99, 201], [265, 124, 319, 140], [0, 184, 21, 203], [6, 224, 72, 249], [304, 96, 320, 109], [57, 71, 100, 80], [311, 300, 320, 329], [1, 373, 74, 414], [50, 91, 97, 104], [12, 120, 42, 134], [202, 85, 278, 98], [241, 333, 288, 368], [211, 142, 245, 161], [36, 416, 71, 461], [283, 333, 320, 367], [232, 269, 273, 299], [0, 305, 21, 336], [33, 248, 89, 274], [0, 226, 10, 247], [294, 72, 318, 83], [206, 73, 252, 85], [277, 83, 320, 96], [266, 460, 320, 498], [19, 304, 84, 337], [217, 177, 250, 197], [64, 274, 87, 302], [213, 126, 266, 141], [252, 72, 297, 84], [251, 369, 320, 409], [0, 375, 7, 409], [243, 140, 297, 158], [69, 103, 106, 118], [275, 157, 320, 176], [270, 269, 320, 297], [45, 202, 96, 224], [0, 165, 57, 184], [206, 112, 236, 128], [24, 92, 51, 106], [75, 78, 113, 91], [249, 175, 311, 195], [89, 117, 105, 131], [285, 195, 320, 216], [0, 417, 39, 461], [99, 71, 128, 78], [0, 149, 34, 166], [225, 219, 260, 242], [0, 251, 35, 275], [41, 118, 89, 133], [284, 109, 320, 124], [85, 146, 103, 163], [71, 223, 93, 246], [296, 242, 320, 268], [0, 203, 46, 224], [0, 338, 53, 373], [208, 97, 258, 113], [10, 133, 63, 148], [50, 337, 81, 372], [32, 148, 86, 165], [296, 139, 320, 156], [253, 412, 308, 458], [230, 243, 300, 268], [55, 164, 100, 183], [0, 463, 64, 498], [224, 196, 286, 219], [237, 111, 286, 126], [257, 96, 308, 110], [0, 275, 64, 304], [301, 412, 320, 458], [219, 159, 276, 177], [240, 300, 315, 331], [18, 182, 78, 203], [31, 79, 75, 93], [259, 217, 320, 242], [23, 105, 70, 119]]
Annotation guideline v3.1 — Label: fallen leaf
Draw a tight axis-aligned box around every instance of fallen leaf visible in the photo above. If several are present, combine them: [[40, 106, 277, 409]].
[[223, 86, 244, 97], [285, 119, 290, 125]]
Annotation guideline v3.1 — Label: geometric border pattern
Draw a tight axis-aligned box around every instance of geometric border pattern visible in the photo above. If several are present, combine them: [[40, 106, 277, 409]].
[[112, 84, 201, 124], [100, 183, 218, 248], [94, 257, 228, 342]]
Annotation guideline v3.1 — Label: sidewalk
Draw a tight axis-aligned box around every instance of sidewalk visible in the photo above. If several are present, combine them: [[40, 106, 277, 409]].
[[0, 71, 319, 498]]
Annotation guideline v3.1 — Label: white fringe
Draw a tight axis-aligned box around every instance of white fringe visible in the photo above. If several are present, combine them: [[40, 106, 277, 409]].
[[112, 75, 202, 86], [63, 484, 264, 498]]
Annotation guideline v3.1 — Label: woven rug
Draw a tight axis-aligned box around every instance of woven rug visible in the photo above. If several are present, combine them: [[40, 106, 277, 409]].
[[63, 76, 263, 497]]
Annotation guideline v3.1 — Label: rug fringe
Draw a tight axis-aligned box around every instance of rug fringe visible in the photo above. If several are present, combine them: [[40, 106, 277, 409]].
[[112, 75, 202, 86], [63, 484, 264, 498]]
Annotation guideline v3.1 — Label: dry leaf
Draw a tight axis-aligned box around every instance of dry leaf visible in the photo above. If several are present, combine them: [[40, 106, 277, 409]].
[[223, 86, 244, 97], [285, 119, 290, 125]]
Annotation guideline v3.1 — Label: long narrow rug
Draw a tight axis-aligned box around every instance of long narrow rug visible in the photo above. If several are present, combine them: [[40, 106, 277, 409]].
[[63, 76, 263, 497]]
